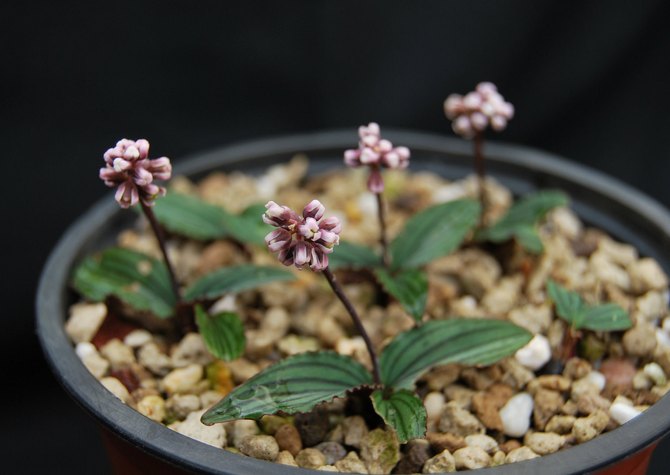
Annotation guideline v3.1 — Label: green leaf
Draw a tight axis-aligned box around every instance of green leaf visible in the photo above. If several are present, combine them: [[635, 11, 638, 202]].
[[371, 389, 426, 443], [201, 352, 373, 424], [222, 203, 271, 247], [380, 319, 532, 389], [546, 279, 586, 327], [152, 192, 229, 240], [184, 264, 295, 301], [478, 190, 568, 253], [514, 226, 544, 254], [374, 268, 428, 322], [581, 304, 633, 331], [195, 305, 245, 361], [328, 241, 381, 271], [72, 247, 176, 319], [390, 199, 481, 270], [546, 279, 632, 331], [153, 193, 269, 246]]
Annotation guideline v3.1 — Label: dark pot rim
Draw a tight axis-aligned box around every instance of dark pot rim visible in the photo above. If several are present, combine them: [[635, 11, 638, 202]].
[[36, 129, 670, 475]]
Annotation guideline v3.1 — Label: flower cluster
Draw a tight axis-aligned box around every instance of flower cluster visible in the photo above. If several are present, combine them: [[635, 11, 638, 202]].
[[99, 139, 172, 208], [344, 122, 410, 193], [263, 200, 341, 271], [444, 82, 514, 138]]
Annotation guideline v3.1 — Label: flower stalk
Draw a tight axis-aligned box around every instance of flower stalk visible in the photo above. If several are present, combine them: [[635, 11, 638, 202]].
[[375, 192, 391, 268], [445, 82, 514, 214], [264, 199, 381, 384], [323, 267, 382, 385], [344, 123, 410, 269], [100, 138, 187, 327]]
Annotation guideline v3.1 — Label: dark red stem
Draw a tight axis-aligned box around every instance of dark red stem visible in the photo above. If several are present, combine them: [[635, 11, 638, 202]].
[[375, 192, 391, 269], [323, 267, 381, 385], [140, 202, 182, 303], [473, 131, 486, 224]]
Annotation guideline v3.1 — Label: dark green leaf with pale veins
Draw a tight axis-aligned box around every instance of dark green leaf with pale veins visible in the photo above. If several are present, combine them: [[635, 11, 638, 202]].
[[477, 190, 568, 253], [380, 319, 532, 389], [195, 305, 245, 361], [184, 264, 295, 301], [328, 241, 381, 271], [201, 352, 373, 424], [153, 192, 268, 245], [547, 279, 632, 331], [390, 199, 481, 270], [72, 247, 176, 319], [374, 268, 428, 322], [152, 192, 230, 240], [371, 389, 427, 443]]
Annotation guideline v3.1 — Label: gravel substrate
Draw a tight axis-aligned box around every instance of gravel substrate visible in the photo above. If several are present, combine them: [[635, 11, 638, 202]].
[[66, 156, 670, 473]]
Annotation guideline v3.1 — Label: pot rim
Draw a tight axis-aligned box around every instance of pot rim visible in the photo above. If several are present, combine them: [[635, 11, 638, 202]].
[[36, 129, 670, 475]]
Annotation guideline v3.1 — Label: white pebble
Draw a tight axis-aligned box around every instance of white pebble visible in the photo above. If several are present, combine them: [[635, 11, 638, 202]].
[[663, 316, 670, 334], [76, 342, 109, 378], [75, 342, 97, 359], [499, 392, 534, 437], [515, 334, 551, 371], [585, 371, 606, 392], [433, 183, 467, 203], [100, 377, 130, 403], [424, 392, 446, 422], [124, 329, 153, 348], [610, 402, 642, 425], [210, 294, 238, 314], [65, 302, 107, 343], [643, 363, 667, 386], [656, 329, 670, 349], [357, 193, 377, 216]]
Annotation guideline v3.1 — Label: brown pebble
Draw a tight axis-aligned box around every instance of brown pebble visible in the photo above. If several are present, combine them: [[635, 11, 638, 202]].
[[563, 357, 592, 380], [533, 389, 564, 431], [426, 432, 466, 453], [600, 358, 637, 390], [536, 375, 571, 392], [275, 424, 302, 456], [109, 366, 141, 393], [394, 439, 431, 474], [499, 439, 521, 454], [295, 408, 329, 446], [576, 393, 611, 415], [471, 384, 513, 431], [622, 324, 657, 358], [295, 448, 326, 469]]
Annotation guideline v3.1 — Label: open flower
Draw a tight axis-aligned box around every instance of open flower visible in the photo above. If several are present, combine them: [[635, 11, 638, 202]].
[[263, 200, 341, 271], [99, 138, 172, 208], [344, 122, 410, 193], [444, 82, 514, 138]]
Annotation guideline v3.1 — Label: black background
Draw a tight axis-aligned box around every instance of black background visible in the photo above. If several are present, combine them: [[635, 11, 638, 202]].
[[3, 1, 670, 473]]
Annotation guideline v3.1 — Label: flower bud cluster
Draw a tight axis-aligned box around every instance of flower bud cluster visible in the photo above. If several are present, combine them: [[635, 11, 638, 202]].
[[99, 139, 172, 208], [263, 200, 341, 271], [344, 122, 410, 193], [444, 82, 514, 138]]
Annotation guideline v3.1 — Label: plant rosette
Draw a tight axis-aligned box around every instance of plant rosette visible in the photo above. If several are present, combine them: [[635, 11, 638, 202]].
[[38, 130, 670, 475]]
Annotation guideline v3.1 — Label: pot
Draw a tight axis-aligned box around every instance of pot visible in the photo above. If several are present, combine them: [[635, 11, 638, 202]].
[[37, 130, 670, 474]]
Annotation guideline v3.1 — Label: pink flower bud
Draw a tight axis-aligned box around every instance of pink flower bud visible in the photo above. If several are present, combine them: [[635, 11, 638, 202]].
[[471, 112, 488, 131], [360, 147, 380, 165], [294, 241, 309, 268], [344, 123, 411, 192], [445, 82, 513, 137], [263, 200, 342, 272], [100, 138, 171, 208], [303, 200, 325, 220], [344, 149, 361, 167], [367, 168, 384, 193]]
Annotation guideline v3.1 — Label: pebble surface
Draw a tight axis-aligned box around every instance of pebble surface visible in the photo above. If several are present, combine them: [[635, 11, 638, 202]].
[[68, 163, 670, 473]]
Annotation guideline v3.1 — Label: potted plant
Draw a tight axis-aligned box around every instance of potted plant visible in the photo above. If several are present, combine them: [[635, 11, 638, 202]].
[[37, 87, 670, 474]]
